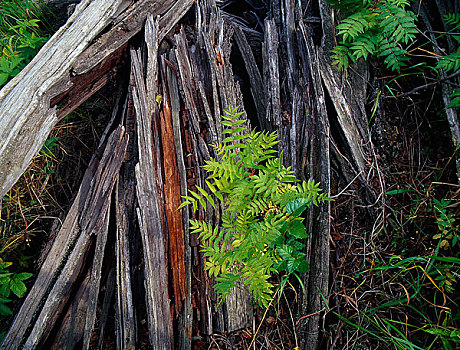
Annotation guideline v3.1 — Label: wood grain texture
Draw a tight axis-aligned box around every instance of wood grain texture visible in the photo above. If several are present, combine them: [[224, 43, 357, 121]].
[[131, 47, 173, 349], [0, 0, 193, 199]]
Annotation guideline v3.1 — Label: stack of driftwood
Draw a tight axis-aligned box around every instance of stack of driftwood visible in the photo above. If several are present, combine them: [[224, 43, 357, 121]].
[[1, 0, 456, 349]]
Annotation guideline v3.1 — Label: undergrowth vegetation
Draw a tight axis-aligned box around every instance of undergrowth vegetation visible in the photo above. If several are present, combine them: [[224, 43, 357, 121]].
[[328, 0, 460, 108], [326, 1, 460, 349], [0, 0, 51, 88]]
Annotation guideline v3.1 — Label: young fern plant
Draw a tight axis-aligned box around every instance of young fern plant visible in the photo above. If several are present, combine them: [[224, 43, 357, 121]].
[[178, 106, 330, 307], [327, 0, 418, 71]]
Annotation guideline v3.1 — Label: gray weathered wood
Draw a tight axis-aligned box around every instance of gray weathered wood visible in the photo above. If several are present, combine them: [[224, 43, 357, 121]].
[[98, 267, 116, 349], [115, 176, 136, 349], [49, 273, 91, 350], [23, 126, 127, 349], [166, 52, 193, 350], [0, 0, 127, 199], [232, 23, 267, 129], [262, 18, 281, 128], [1, 118, 127, 349], [0, 0, 193, 200], [131, 47, 173, 349]]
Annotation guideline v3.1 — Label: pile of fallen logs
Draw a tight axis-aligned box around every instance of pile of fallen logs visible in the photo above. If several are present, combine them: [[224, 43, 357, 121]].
[[0, 0, 366, 348], [3, 0, 456, 348]]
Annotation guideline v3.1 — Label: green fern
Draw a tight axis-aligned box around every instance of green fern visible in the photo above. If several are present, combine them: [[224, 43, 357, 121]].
[[179, 106, 330, 307], [444, 13, 460, 26], [327, 0, 417, 72], [436, 49, 460, 73]]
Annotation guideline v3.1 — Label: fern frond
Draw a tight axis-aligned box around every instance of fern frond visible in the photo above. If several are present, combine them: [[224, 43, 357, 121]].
[[179, 106, 329, 307], [331, 44, 351, 70], [376, 3, 417, 44], [444, 13, 460, 26], [337, 11, 372, 42], [350, 32, 378, 60], [378, 36, 409, 71], [436, 49, 460, 73], [385, 0, 410, 8], [448, 88, 460, 109]]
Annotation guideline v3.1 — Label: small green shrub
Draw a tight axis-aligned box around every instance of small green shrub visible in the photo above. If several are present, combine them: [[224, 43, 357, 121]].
[[179, 106, 330, 307], [0, 258, 32, 316]]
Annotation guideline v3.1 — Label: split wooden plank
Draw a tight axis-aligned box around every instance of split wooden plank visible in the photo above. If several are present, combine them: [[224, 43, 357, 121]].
[[83, 198, 111, 350], [73, 0, 193, 76], [49, 273, 91, 350], [302, 23, 331, 350], [98, 267, 116, 348], [317, 0, 370, 176], [131, 47, 173, 349], [115, 174, 136, 349], [160, 56, 187, 316], [262, 18, 281, 127], [232, 24, 267, 129], [24, 126, 127, 349]]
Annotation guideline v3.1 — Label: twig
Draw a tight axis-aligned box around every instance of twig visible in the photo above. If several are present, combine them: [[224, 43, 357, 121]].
[[401, 69, 460, 97]]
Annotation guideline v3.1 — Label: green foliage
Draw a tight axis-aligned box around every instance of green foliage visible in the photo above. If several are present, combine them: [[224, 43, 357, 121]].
[[444, 13, 460, 26], [0, 259, 32, 316], [0, 0, 50, 88], [341, 255, 460, 349], [328, 0, 417, 71], [180, 106, 330, 307], [40, 136, 59, 156], [447, 88, 460, 109], [435, 50, 460, 73]]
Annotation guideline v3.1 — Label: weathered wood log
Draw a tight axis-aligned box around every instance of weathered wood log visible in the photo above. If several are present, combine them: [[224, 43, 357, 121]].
[[0, 0, 126, 198], [0, 0, 193, 199], [165, 52, 193, 350], [114, 168, 136, 349], [258, 1, 333, 348], [1, 126, 128, 349], [160, 56, 187, 316]]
